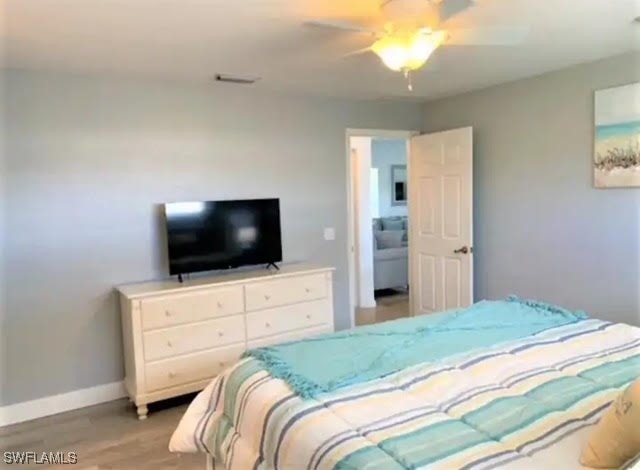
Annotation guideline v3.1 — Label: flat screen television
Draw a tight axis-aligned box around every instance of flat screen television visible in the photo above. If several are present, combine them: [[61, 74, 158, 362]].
[[164, 198, 282, 276]]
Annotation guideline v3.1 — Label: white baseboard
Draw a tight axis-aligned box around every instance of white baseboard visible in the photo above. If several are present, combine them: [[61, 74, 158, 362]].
[[0, 381, 126, 427]]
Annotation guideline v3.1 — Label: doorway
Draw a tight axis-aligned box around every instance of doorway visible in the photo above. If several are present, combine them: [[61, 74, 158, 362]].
[[346, 129, 416, 327], [346, 127, 475, 328]]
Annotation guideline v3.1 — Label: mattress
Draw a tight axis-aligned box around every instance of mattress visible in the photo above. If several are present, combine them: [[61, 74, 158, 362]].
[[170, 315, 640, 469]]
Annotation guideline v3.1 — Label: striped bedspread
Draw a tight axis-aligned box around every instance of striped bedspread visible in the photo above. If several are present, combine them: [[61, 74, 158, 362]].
[[170, 319, 640, 469]]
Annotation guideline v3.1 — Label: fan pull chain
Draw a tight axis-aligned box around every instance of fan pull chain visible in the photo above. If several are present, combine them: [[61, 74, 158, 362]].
[[404, 70, 413, 92]]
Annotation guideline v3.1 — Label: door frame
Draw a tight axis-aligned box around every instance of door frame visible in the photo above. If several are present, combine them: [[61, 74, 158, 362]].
[[345, 128, 419, 329]]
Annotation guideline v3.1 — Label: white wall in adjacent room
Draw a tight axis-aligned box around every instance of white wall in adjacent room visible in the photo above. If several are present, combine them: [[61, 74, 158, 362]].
[[371, 138, 408, 218]]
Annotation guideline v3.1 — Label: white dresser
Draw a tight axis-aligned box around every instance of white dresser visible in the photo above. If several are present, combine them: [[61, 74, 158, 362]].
[[118, 264, 335, 419]]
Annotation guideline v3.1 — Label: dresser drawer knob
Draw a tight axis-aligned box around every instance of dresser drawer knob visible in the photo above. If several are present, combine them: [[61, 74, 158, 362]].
[[168, 372, 177, 379], [217, 302, 223, 309], [218, 331, 224, 337], [305, 288, 311, 293], [167, 340, 173, 347], [265, 322, 271, 328], [306, 314, 311, 320], [264, 294, 271, 301], [165, 310, 172, 317], [218, 361, 225, 368]]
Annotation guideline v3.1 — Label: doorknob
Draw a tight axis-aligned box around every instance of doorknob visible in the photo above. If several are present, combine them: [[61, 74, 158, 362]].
[[453, 246, 472, 254]]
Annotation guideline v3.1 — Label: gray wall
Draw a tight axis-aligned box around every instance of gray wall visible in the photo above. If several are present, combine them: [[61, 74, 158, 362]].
[[423, 52, 640, 326], [372, 139, 408, 218], [2, 70, 422, 405]]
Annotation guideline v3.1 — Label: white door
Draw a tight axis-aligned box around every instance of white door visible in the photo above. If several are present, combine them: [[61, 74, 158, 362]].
[[409, 127, 473, 315]]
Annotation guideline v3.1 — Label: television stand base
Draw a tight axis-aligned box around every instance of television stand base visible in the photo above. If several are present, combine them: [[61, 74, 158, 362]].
[[177, 274, 184, 283], [266, 262, 280, 271]]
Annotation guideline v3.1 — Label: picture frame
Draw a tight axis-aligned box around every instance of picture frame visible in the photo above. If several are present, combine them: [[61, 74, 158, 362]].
[[391, 164, 407, 206], [594, 82, 640, 188]]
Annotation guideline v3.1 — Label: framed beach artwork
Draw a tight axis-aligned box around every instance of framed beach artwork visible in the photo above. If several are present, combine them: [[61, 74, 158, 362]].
[[594, 82, 640, 188]]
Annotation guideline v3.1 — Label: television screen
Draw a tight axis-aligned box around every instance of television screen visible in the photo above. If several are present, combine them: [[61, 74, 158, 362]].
[[164, 198, 282, 275]]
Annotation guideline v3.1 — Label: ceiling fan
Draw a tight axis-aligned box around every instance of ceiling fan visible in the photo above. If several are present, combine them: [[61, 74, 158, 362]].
[[304, 0, 529, 89]]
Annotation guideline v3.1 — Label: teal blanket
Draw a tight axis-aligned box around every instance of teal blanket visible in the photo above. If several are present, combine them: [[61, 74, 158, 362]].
[[243, 297, 587, 398]]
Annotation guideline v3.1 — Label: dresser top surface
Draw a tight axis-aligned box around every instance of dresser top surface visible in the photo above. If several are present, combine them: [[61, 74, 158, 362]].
[[117, 263, 335, 299]]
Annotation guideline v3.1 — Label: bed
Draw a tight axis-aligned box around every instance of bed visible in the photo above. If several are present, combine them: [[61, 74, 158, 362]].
[[169, 298, 640, 469]]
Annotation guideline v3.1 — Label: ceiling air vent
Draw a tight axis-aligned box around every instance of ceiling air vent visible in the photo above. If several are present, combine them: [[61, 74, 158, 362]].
[[214, 74, 261, 85]]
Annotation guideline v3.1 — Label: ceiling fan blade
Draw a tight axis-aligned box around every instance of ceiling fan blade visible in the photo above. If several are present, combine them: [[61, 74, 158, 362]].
[[445, 27, 530, 45], [303, 20, 377, 35], [343, 46, 373, 58], [438, 0, 475, 23]]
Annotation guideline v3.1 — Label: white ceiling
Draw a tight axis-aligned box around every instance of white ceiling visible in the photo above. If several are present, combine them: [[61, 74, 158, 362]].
[[2, 0, 639, 101]]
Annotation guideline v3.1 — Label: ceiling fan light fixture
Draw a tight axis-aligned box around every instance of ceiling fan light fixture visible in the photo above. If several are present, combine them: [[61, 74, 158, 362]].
[[371, 30, 446, 72], [371, 37, 408, 71]]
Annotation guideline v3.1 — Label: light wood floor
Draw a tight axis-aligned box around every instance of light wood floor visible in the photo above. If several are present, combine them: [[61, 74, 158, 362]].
[[1, 293, 409, 470], [355, 290, 410, 326], [0, 396, 203, 470]]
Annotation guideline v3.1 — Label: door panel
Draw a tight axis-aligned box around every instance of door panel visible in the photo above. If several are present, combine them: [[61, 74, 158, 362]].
[[419, 254, 437, 312], [419, 178, 437, 235], [410, 127, 473, 315], [444, 257, 462, 310], [442, 175, 461, 239]]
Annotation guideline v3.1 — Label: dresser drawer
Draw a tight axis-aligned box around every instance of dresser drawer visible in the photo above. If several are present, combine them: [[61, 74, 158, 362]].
[[245, 274, 327, 311], [145, 344, 244, 392], [246, 299, 331, 340], [140, 286, 244, 331], [143, 315, 246, 362]]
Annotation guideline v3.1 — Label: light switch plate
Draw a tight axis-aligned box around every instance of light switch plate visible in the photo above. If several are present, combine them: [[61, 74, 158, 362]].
[[323, 227, 336, 241]]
